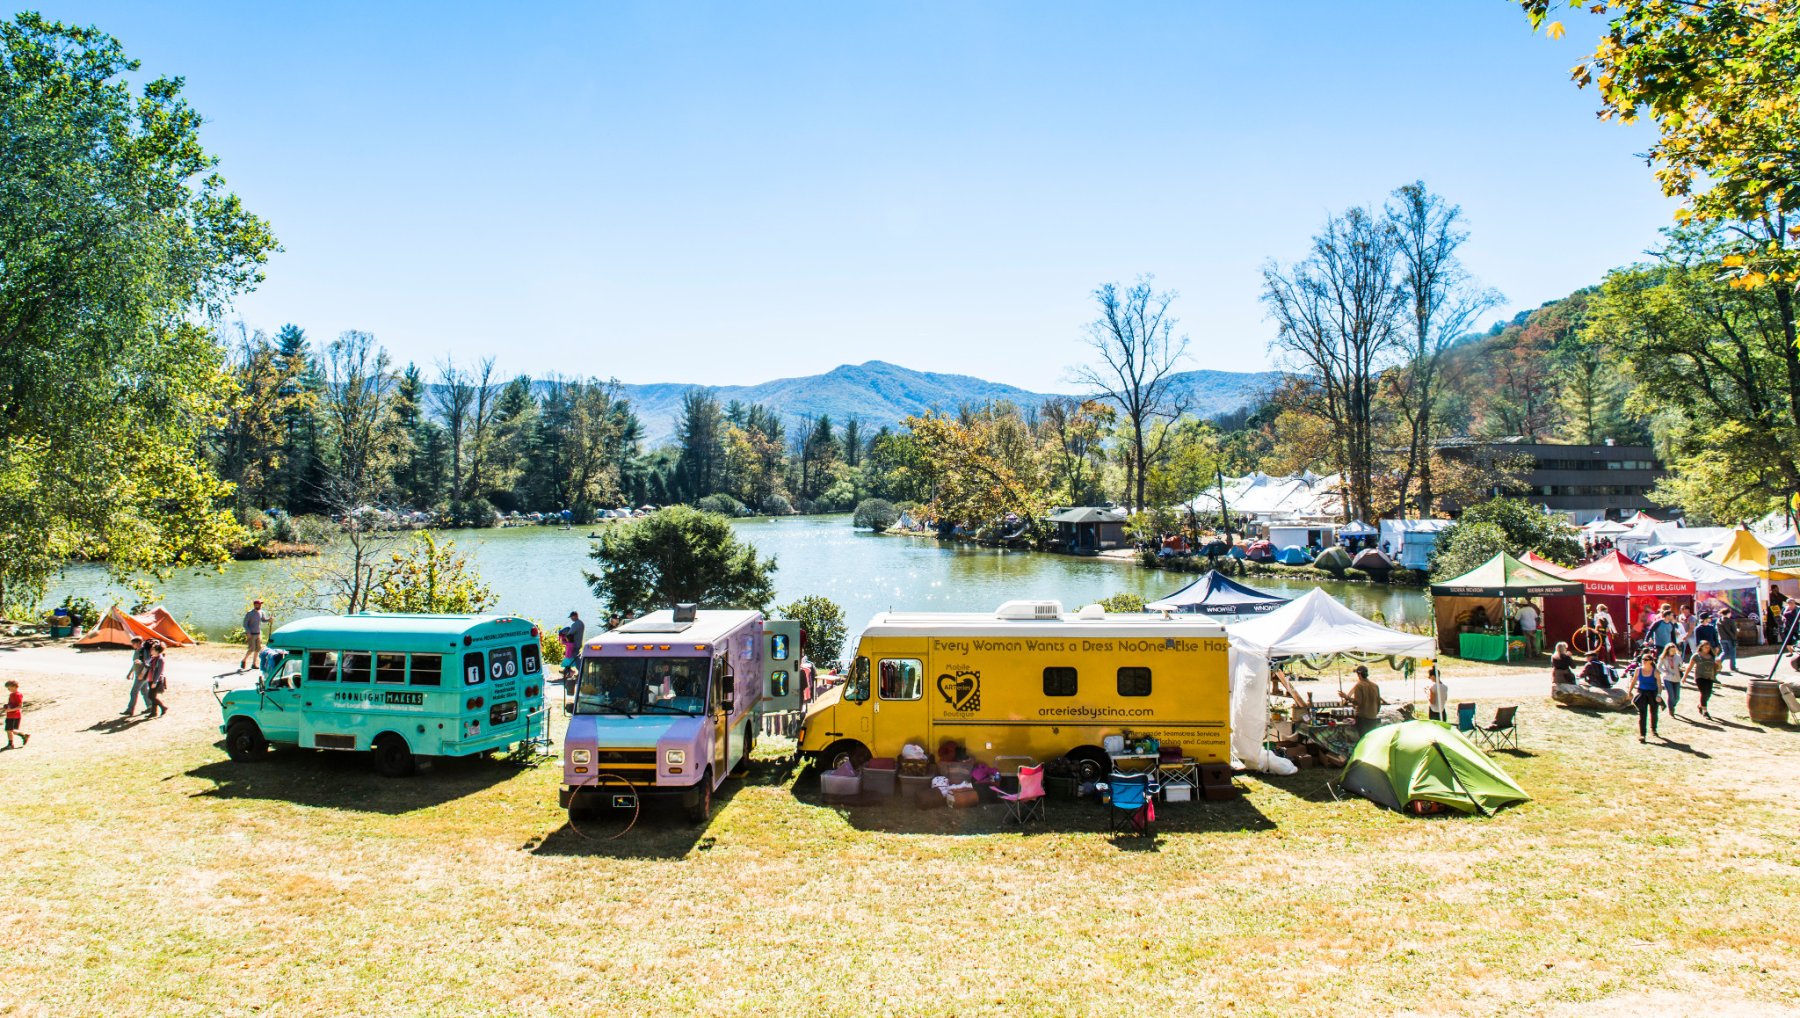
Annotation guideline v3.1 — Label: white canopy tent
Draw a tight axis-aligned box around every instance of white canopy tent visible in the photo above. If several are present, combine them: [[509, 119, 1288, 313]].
[[1615, 522, 1733, 559], [1643, 549, 1759, 593], [1225, 588, 1437, 773]]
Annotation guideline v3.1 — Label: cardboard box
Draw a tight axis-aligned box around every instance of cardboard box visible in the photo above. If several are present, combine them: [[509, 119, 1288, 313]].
[[1203, 783, 1239, 801]]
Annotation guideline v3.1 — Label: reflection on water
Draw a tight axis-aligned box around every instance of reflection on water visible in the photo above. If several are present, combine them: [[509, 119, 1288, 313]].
[[49, 514, 1432, 648]]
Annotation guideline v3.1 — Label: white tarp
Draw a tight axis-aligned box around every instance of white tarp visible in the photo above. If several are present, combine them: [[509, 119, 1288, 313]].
[[1615, 522, 1732, 558], [1224, 589, 1436, 773], [1642, 549, 1760, 592]]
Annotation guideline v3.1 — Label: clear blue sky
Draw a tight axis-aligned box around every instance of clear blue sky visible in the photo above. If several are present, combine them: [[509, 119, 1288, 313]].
[[35, 1, 1671, 390]]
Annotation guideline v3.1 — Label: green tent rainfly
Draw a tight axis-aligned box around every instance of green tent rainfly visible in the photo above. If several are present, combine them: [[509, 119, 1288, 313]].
[[1338, 720, 1530, 816]]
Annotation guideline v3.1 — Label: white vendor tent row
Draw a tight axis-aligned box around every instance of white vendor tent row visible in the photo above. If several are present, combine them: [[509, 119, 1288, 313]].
[[1642, 549, 1759, 593], [1226, 589, 1436, 773], [1614, 522, 1734, 559], [1186, 471, 1346, 523]]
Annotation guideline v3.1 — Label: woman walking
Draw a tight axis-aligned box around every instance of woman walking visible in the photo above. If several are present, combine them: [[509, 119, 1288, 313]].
[[1656, 643, 1684, 717], [143, 642, 168, 718], [1630, 649, 1662, 743], [1685, 641, 1721, 720]]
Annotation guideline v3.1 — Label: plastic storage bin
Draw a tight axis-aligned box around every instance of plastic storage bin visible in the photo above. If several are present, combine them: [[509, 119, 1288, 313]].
[[820, 772, 862, 800], [861, 762, 897, 797], [897, 773, 935, 800]]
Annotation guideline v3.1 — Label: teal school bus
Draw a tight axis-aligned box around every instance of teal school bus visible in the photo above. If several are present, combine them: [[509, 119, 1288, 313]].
[[218, 613, 549, 776]]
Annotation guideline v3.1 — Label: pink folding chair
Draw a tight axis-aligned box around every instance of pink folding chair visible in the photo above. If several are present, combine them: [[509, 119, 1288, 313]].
[[996, 763, 1046, 825]]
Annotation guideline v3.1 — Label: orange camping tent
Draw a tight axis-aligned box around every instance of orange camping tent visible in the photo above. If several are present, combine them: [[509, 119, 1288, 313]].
[[74, 605, 163, 648], [133, 606, 196, 647]]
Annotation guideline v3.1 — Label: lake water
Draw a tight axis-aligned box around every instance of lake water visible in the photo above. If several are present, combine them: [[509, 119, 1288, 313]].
[[48, 514, 1432, 647]]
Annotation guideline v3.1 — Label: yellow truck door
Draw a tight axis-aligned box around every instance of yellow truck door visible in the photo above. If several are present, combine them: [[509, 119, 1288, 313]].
[[869, 640, 930, 755]]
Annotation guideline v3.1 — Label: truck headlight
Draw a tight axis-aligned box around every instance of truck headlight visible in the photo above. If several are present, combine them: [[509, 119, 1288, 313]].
[[570, 749, 591, 765], [664, 749, 686, 766]]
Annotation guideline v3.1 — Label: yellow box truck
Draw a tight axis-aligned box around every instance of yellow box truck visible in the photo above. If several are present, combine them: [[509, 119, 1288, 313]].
[[797, 601, 1231, 780]]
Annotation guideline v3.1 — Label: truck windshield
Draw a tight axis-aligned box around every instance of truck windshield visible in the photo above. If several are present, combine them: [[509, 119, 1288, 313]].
[[573, 657, 710, 717]]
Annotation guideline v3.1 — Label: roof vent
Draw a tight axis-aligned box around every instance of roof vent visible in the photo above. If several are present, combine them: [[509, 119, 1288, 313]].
[[995, 600, 1063, 620], [672, 603, 698, 623], [1076, 604, 1106, 620]]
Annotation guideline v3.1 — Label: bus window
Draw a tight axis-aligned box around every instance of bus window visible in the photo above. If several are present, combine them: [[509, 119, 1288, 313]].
[[375, 652, 406, 684], [770, 670, 789, 697], [307, 650, 338, 683], [489, 646, 518, 681], [410, 654, 443, 687], [1117, 667, 1152, 697], [878, 659, 923, 700], [463, 652, 485, 686], [1043, 667, 1078, 697], [844, 657, 870, 702], [770, 634, 789, 660], [521, 642, 540, 675], [341, 652, 371, 684]]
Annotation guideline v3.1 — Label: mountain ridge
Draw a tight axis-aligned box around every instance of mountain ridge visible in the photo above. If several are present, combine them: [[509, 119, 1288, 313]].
[[611, 359, 1280, 444]]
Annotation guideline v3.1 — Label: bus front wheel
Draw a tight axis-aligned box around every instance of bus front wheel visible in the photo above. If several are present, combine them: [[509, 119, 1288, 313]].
[[685, 769, 713, 824], [225, 720, 267, 762], [372, 734, 416, 778]]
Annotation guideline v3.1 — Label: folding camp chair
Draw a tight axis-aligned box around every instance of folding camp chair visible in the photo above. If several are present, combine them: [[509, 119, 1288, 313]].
[[1454, 702, 1479, 740], [996, 763, 1046, 825], [1106, 771, 1157, 838], [1476, 705, 1519, 751]]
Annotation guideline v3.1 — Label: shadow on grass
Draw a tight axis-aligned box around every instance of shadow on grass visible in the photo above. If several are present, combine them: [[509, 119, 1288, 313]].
[[526, 778, 749, 860], [185, 750, 518, 815], [84, 714, 157, 734], [1650, 737, 1711, 759], [787, 776, 1278, 840]]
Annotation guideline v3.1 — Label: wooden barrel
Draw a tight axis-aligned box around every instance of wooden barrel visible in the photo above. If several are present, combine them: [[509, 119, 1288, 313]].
[[1747, 680, 1790, 725]]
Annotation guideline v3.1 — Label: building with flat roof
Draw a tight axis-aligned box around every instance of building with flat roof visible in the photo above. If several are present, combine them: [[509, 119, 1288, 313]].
[[1436, 438, 1666, 523]]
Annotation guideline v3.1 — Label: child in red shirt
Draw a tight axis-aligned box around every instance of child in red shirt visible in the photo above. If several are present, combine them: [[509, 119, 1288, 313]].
[[4, 679, 27, 748]]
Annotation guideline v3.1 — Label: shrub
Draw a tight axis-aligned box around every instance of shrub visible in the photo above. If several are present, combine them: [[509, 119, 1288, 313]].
[[1097, 592, 1146, 613], [761, 494, 794, 516], [852, 498, 900, 532], [1343, 567, 1370, 582], [444, 497, 499, 529], [57, 595, 99, 630], [1430, 521, 1512, 581], [696, 494, 749, 517]]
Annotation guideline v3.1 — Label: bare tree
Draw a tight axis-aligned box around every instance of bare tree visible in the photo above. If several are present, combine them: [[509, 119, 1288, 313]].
[[1071, 277, 1190, 512], [315, 331, 399, 613], [1262, 207, 1406, 522], [1387, 182, 1501, 516], [434, 356, 498, 510]]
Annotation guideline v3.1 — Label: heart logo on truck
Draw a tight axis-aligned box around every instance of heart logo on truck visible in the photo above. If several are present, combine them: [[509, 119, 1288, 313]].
[[936, 671, 981, 712]]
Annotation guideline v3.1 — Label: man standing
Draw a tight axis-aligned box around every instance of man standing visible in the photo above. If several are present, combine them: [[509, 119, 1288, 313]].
[[1349, 665, 1382, 741], [1717, 612, 1739, 673], [1516, 601, 1541, 656], [240, 599, 269, 671], [567, 611, 586, 652]]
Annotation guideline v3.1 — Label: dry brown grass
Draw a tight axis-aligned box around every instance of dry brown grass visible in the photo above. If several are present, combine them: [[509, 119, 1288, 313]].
[[3, 659, 1799, 1017]]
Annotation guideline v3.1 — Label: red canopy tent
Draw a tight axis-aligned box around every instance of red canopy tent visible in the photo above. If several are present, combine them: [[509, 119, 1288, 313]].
[[1519, 553, 1587, 653], [1562, 551, 1696, 655]]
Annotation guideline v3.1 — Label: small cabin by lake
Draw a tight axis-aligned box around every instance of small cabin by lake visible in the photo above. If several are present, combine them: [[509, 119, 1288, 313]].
[[1047, 506, 1128, 553]]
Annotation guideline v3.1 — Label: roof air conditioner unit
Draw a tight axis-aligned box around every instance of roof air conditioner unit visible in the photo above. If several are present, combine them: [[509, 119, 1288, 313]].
[[995, 600, 1064, 620]]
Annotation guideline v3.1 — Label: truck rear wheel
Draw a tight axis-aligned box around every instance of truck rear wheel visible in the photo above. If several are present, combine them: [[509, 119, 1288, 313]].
[[1066, 746, 1109, 783], [685, 768, 714, 824], [372, 733, 416, 777], [224, 720, 267, 762]]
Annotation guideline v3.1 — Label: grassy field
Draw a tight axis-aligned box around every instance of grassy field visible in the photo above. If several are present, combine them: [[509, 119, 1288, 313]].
[[4, 649, 1799, 1017]]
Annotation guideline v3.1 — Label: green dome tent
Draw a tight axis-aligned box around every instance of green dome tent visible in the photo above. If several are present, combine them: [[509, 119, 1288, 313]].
[[1338, 721, 1530, 816], [1313, 546, 1352, 574]]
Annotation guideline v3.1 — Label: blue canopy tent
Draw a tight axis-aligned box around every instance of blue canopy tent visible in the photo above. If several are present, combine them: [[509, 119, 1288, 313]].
[[1145, 571, 1294, 618]]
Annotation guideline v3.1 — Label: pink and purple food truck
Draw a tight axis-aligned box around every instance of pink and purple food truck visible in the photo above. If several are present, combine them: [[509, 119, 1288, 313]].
[[560, 605, 763, 823]]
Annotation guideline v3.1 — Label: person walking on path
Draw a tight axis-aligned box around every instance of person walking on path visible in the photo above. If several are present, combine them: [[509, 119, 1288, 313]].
[[1348, 665, 1382, 740], [1630, 650, 1662, 743], [1517, 602, 1541, 656], [1656, 643, 1684, 717], [4, 680, 28, 748], [1424, 666, 1448, 722], [1693, 613, 1721, 670], [240, 599, 270, 671], [1646, 605, 1680, 660], [1685, 641, 1722, 720], [121, 637, 150, 716], [143, 642, 168, 718], [1716, 613, 1739, 673]]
